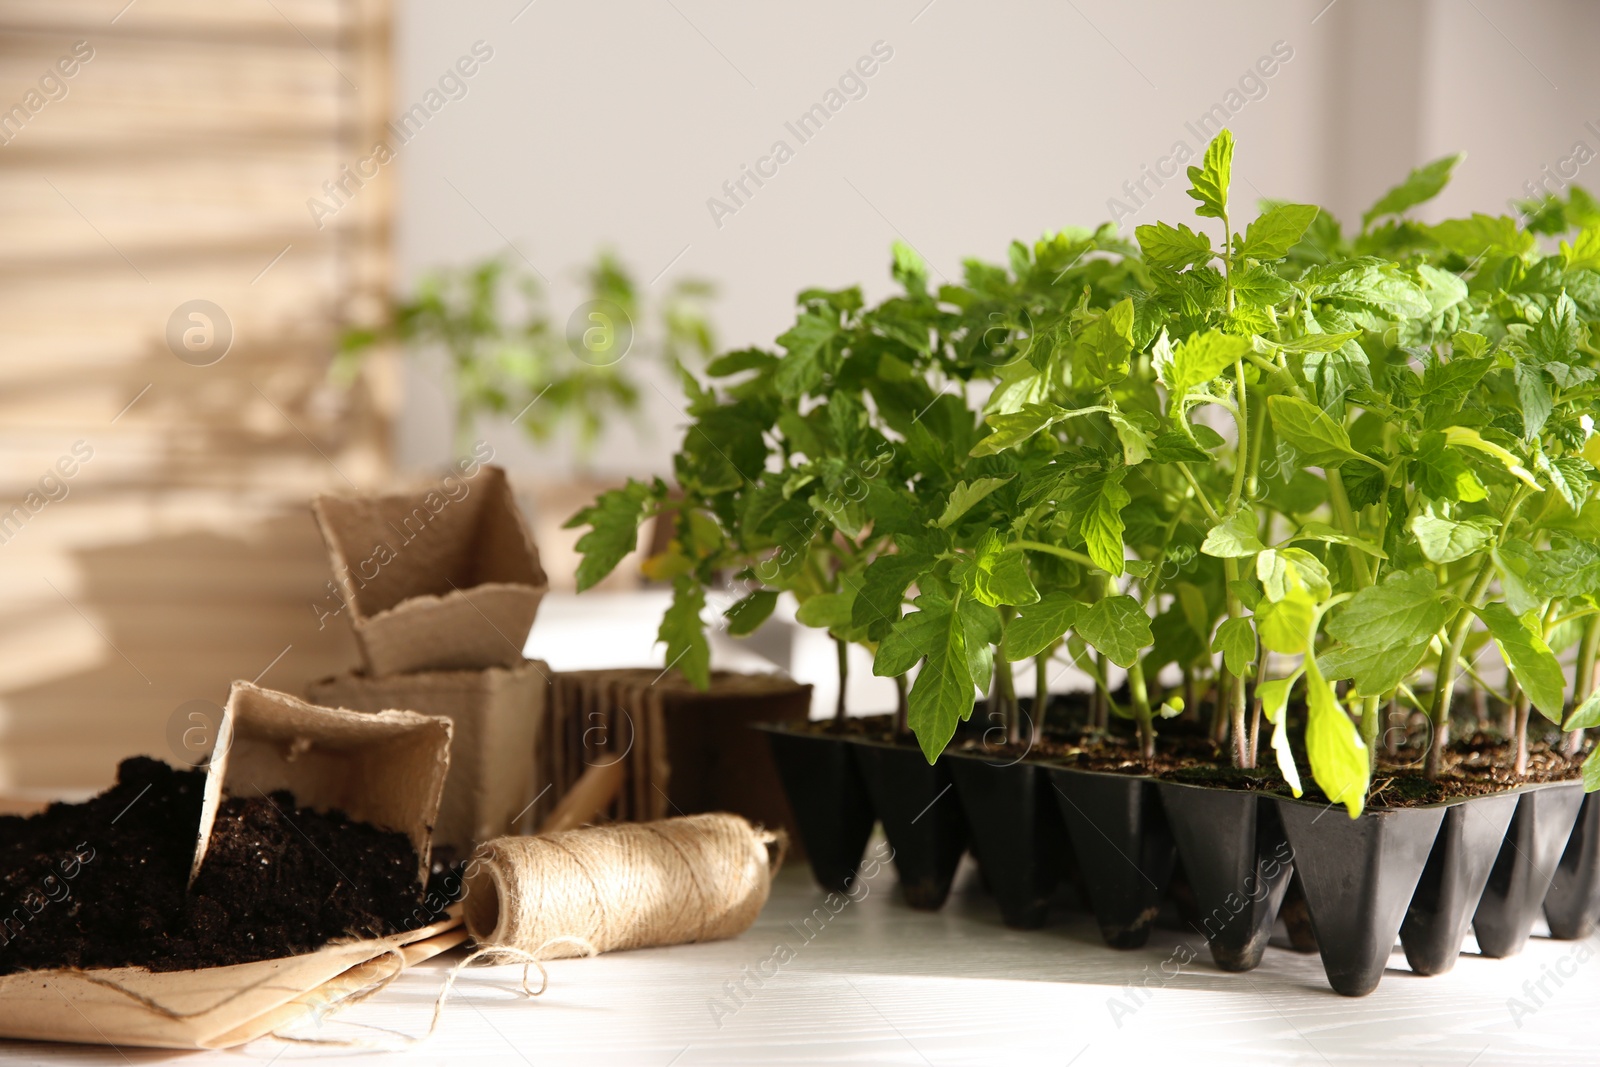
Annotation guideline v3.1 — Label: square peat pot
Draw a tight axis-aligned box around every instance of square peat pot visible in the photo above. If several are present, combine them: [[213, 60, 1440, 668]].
[[1546, 789, 1600, 940], [313, 464, 548, 676], [854, 738, 970, 911], [1154, 781, 1294, 972], [1398, 791, 1520, 976], [198, 681, 455, 888], [307, 658, 551, 855], [1472, 781, 1585, 958], [1274, 797, 1446, 997], [757, 725, 875, 895], [945, 751, 1068, 929], [1047, 766, 1175, 948]]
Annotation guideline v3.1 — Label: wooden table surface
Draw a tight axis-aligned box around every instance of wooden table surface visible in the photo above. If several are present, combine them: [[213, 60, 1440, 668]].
[[7, 846, 1592, 1066]]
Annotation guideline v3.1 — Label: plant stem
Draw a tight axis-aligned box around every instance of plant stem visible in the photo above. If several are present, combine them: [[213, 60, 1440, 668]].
[[1324, 467, 1374, 590], [995, 655, 1019, 746], [1247, 642, 1267, 766], [1568, 615, 1600, 756], [1424, 485, 1532, 779], [1128, 658, 1156, 761], [1359, 695, 1381, 769], [1014, 541, 1101, 570], [1034, 653, 1051, 743], [1426, 556, 1495, 779], [833, 635, 849, 724], [893, 673, 908, 738], [1513, 688, 1531, 777], [1222, 556, 1249, 767]]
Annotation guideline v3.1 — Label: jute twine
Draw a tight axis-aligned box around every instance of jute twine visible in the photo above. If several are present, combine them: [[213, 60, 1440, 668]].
[[462, 812, 786, 960]]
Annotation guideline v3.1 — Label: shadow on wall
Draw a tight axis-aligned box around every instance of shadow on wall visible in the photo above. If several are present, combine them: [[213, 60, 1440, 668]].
[[0, 325, 384, 790]]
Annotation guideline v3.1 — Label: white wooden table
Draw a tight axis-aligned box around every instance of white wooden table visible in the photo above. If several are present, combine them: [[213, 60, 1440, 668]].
[[9, 848, 1593, 1066]]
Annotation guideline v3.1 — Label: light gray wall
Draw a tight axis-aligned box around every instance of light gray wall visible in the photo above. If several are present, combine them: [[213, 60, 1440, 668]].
[[391, 0, 1596, 481]]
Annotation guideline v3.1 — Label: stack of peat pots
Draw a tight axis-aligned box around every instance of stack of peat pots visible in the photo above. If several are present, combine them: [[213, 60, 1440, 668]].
[[306, 463, 554, 861], [765, 702, 1597, 997]]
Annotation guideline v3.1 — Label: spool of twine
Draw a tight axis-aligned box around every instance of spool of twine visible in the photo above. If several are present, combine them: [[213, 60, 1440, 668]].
[[462, 813, 785, 960]]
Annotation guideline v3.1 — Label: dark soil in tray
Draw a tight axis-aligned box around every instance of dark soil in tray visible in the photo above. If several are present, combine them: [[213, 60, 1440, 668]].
[[787, 711, 1587, 810], [0, 756, 423, 975]]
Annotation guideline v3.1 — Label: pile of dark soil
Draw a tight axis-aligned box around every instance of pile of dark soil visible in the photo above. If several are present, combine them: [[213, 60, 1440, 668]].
[[0, 756, 423, 975]]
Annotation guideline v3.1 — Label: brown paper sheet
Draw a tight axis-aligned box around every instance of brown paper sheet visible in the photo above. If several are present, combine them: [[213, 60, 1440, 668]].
[[0, 913, 463, 1050]]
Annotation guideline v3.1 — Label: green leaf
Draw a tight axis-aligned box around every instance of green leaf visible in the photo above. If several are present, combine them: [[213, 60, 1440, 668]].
[[1212, 616, 1258, 676], [567, 481, 652, 592], [724, 589, 778, 636], [1157, 330, 1251, 397], [1259, 675, 1304, 797], [1416, 263, 1469, 317], [1109, 413, 1153, 467], [1513, 363, 1554, 442], [851, 553, 927, 636], [1076, 299, 1135, 386], [659, 575, 711, 689], [774, 309, 837, 398], [1075, 595, 1153, 669], [1264, 331, 1363, 354], [1317, 640, 1432, 697], [874, 597, 949, 678], [1362, 153, 1462, 230], [1440, 427, 1541, 490], [1256, 547, 1332, 602], [1305, 656, 1369, 818], [1542, 454, 1590, 513], [934, 476, 1013, 528], [1186, 129, 1233, 221], [1267, 395, 1367, 468], [1201, 507, 1266, 558], [705, 348, 777, 377], [1585, 747, 1600, 793], [1475, 602, 1567, 724], [1240, 203, 1320, 260], [1256, 590, 1316, 655], [1523, 539, 1600, 598], [971, 404, 1109, 457], [1410, 512, 1495, 564], [954, 531, 1040, 608], [1414, 432, 1487, 503], [1074, 468, 1131, 577], [1428, 213, 1535, 260], [795, 590, 854, 630], [1562, 227, 1600, 272], [1287, 521, 1388, 558], [906, 600, 976, 763], [1003, 591, 1084, 661], [1136, 221, 1214, 270], [1565, 691, 1600, 732], [1231, 263, 1295, 307], [1325, 569, 1447, 649]]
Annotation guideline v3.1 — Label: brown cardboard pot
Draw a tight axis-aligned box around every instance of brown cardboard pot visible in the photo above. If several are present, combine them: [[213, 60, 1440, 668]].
[[313, 464, 549, 675], [308, 658, 552, 853], [0, 681, 459, 1049]]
